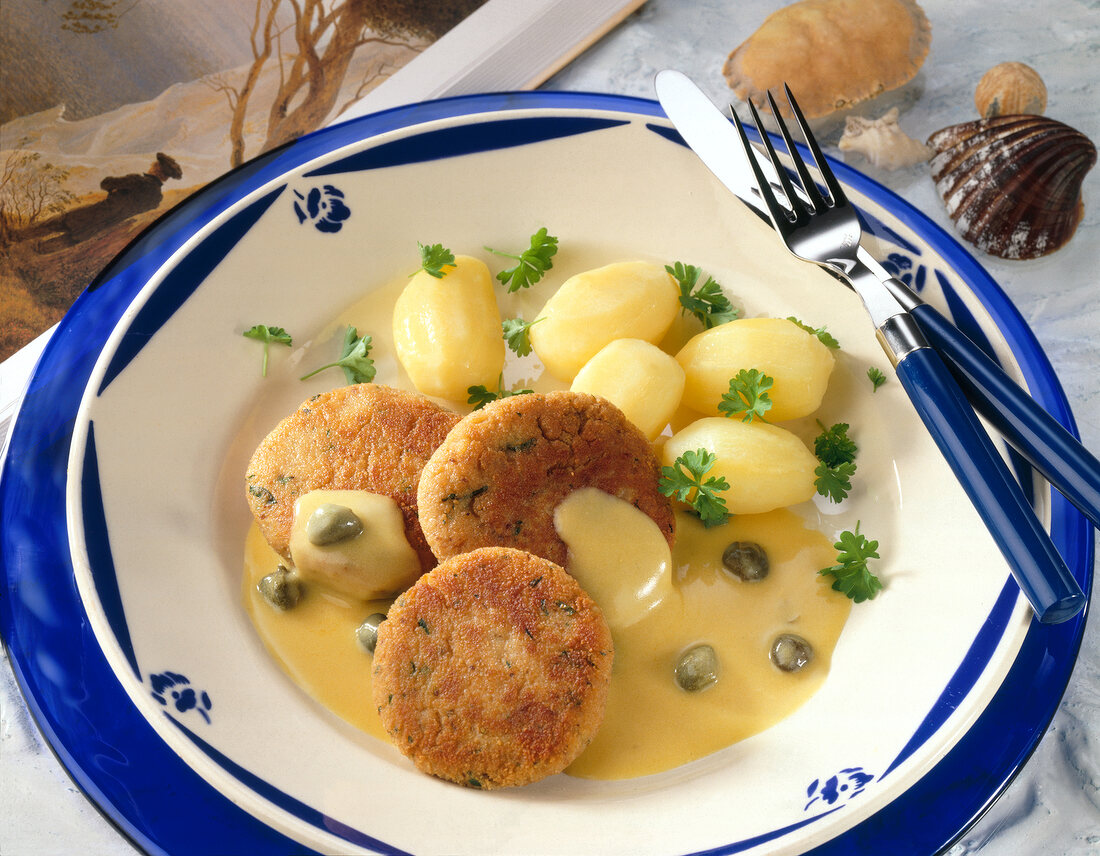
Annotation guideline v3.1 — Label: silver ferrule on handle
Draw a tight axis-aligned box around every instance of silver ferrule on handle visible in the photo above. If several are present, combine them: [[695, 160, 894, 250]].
[[876, 313, 928, 367], [840, 258, 928, 365]]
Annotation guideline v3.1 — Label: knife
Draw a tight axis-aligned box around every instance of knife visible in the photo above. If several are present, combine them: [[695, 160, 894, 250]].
[[654, 68, 1100, 536]]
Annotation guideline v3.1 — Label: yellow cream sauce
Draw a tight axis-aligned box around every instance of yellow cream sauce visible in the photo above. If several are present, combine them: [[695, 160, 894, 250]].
[[243, 262, 852, 779], [243, 489, 850, 779], [558, 491, 850, 779], [244, 523, 392, 743]]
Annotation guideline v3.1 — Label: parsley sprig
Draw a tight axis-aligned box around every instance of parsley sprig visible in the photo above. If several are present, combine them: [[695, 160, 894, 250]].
[[243, 324, 292, 376], [467, 374, 534, 410], [416, 242, 456, 278], [718, 369, 773, 423], [813, 421, 857, 502], [658, 448, 730, 528], [819, 523, 882, 602], [666, 262, 738, 329], [868, 366, 888, 391], [502, 317, 543, 357], [787, 316, 840, 349], [485, 227, 558, 292], [814, 421, 858, 467], [815, 461, 857, 503], [300, 325, 376, 384]]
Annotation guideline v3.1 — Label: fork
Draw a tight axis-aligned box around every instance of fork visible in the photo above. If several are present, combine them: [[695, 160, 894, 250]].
[[729, 85, 1084, 624]]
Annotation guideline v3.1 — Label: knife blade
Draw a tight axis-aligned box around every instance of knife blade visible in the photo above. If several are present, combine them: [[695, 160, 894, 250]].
[[654, 68, 1100, 535]]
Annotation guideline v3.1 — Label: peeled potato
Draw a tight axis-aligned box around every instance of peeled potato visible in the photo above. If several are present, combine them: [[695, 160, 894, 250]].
[[662, 417, 817, 514], [676, 317, 835, 421], [392, 255, 505, 400], [571, 339, 686, 440], [530, 261, 678, 381]]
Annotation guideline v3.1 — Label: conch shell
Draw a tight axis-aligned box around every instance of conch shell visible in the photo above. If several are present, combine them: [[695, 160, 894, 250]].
[[838, 108, 933, 169], [927, 115, 1097, 260], [723, 0, 931, 119]]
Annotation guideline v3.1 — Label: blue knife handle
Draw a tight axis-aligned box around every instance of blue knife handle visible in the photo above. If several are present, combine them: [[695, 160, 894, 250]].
[[895, 345, 1086, 624], [909, 300, 1100, 531]]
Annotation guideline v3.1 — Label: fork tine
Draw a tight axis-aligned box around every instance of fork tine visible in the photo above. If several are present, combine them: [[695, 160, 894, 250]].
[[729, 103, 792, 227], [781, 83, 847, 208], [739, 98, 800, 222], [765, 90, 828, 214]]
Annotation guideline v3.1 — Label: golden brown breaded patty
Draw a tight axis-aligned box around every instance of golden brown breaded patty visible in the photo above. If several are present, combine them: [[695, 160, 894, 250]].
[[245, 384, 460, 572], [372, 546, 613, 789], [416, 390, 674, 566]]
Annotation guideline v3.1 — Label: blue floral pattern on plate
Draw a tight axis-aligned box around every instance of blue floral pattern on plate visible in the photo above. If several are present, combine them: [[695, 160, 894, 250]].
[[805, 767, 875, 811], [150, 671, 213, 724], [880, 251, 929, 296], [293, 185, 351, 233]]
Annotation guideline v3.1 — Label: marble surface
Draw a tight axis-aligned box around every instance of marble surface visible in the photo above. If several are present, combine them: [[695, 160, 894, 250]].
[[1, 0, 1097, 853]]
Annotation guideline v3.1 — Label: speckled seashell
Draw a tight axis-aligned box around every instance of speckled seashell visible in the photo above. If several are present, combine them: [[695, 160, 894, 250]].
[[723, 0, 932, 119], [974, 62, 1047, 119], [927, 115, 1096, 260]]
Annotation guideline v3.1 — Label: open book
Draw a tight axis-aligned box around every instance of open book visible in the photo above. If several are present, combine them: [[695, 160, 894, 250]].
[[0, 0, 646, 446]]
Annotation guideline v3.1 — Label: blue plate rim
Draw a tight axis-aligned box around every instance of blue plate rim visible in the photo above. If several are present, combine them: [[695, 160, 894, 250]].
[[0, 89, 1092, 856]]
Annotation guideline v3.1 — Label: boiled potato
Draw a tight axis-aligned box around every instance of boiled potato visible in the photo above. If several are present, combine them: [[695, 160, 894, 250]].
[[662, 417, 817, 514], [676, 317, 835, 421], [392, 254, 505, 400], [571, 338, 685, 440], [530, 261, 678, 381]]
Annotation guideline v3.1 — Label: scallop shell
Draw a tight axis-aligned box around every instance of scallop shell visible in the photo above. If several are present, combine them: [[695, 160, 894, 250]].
[[723, 0, 932, 119], [927, 115, 1097, 260]]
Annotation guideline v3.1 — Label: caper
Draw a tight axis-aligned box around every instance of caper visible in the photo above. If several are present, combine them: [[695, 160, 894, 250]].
[[305, 503, 363, 546], [770, 634, 813, 672], [721, 541, 769, 581], [675, 644, 719, 692], [258, 564, 302, 610], [355, 612, 387, 654]]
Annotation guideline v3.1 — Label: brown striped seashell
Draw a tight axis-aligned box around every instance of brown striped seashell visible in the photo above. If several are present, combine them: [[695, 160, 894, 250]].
[[927, 115, 1096, 260]]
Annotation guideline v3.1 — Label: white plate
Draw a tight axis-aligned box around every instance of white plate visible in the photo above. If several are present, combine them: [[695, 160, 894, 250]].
[[1, 92, 1092, 856]]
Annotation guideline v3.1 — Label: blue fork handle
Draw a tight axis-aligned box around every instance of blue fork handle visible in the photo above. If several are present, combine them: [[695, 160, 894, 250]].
[[895, 345, 1086, 624], [905, 300, 1100, 531]]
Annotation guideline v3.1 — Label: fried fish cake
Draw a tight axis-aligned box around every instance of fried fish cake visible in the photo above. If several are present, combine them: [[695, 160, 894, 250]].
[[372, 546, 613, 789], [416, 390, 675, 566], [245, 384, 460, 572]]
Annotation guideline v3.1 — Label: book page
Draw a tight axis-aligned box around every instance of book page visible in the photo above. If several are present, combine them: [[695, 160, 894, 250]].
[[345, 0, 646, 117], [0, 0, 645, 443]]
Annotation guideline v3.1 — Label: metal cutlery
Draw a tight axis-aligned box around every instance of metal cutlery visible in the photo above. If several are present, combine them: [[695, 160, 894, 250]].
[[654, 68, 1100, 539], [654, 69, 1086, 624]]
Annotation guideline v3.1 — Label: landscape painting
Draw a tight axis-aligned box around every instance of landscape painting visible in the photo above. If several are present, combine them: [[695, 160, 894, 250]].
[[0, 0, 486, 360]]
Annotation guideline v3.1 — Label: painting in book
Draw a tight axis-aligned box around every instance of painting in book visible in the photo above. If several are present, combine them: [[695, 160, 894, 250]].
[[0, 0, 487, 360]]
